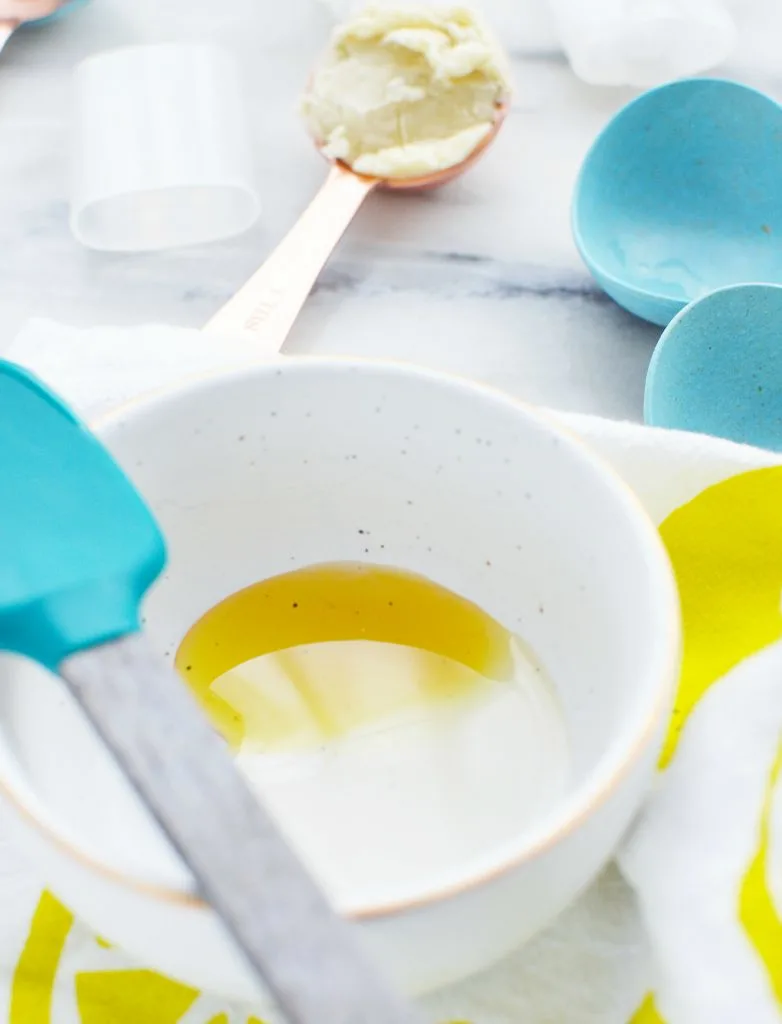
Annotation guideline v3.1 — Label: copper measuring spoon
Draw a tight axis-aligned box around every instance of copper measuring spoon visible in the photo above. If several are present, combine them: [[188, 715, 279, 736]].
[[204, 101, 509, 350]]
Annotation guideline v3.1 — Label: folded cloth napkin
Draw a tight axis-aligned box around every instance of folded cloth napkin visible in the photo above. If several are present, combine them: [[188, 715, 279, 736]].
[[0, 318, 780, 1024]]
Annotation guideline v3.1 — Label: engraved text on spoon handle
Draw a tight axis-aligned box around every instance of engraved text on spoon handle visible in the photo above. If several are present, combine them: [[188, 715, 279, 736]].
[[204, 164, 376, 352]]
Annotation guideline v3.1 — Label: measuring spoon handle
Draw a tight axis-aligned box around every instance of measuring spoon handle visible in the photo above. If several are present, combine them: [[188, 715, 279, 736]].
[[203, 164, 376, 353]]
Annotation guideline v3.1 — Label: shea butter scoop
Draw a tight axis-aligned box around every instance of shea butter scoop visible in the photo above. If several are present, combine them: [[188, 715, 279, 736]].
[[205, 4, 510, 347]]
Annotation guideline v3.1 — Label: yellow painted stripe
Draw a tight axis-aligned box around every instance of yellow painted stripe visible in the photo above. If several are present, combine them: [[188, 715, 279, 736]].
[[739, 740, 782, 1005], [629, 993, 664, 1023], [10, 892, 73, 1024], [657, 466, 782, 768], [630, 467, 782, 1023], [75, 968, 199, 1024]]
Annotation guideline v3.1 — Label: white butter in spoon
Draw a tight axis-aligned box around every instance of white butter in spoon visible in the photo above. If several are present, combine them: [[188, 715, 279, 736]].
[[301, 5, 512, 179]]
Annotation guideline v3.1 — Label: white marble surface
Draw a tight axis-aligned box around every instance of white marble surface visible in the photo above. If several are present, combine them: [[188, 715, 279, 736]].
[[0, 0, 781, 420]]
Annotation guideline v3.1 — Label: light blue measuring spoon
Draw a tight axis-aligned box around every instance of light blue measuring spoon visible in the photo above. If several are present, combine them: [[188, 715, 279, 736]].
[[573, 79, 782, 326], [645, 282, 782, 450]]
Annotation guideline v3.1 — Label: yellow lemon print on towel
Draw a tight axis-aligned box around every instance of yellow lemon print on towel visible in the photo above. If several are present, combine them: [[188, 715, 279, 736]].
[[631, 465, 782, 1024], [738, 745, 782, 1006], [10, 891, 265, 1024], [658, 465, 782, 767]]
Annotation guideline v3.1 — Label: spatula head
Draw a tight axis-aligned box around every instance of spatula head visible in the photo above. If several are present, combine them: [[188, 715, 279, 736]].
[[0, 361, 165, 669]]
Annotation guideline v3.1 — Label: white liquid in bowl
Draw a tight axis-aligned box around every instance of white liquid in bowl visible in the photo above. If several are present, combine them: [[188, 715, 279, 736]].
[[215, 638, 570, 906]]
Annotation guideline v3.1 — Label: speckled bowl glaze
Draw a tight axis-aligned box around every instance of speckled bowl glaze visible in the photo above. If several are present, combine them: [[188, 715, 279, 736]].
[[0, 359, 679, 1004], [573, 78, 782, 326]]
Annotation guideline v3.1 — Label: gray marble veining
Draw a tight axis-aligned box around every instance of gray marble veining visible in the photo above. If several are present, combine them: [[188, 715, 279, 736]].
[[0, 0, 778, 422]]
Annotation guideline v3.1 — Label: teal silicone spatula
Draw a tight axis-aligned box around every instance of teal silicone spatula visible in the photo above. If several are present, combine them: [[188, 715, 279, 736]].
[[0, 360, 419, 1024]]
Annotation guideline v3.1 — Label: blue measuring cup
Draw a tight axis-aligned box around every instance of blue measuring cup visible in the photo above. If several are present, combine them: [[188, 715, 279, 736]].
[[573, 79, 782, 326]]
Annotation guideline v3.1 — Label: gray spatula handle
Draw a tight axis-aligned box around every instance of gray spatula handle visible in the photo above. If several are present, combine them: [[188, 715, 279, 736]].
[[60, 634, 422, 1024]]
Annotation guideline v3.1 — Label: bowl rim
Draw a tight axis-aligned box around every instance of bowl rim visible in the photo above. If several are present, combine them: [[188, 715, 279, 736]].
[[0, 356, 682, 921], [571, 77, 781, 313]]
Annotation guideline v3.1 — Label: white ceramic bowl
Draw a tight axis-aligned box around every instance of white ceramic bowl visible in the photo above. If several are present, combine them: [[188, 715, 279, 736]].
[[0, 359, 679, 1004]]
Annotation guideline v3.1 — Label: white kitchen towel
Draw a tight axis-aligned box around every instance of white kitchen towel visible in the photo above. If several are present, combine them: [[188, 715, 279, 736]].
[[0, 318, 780, 1024]]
